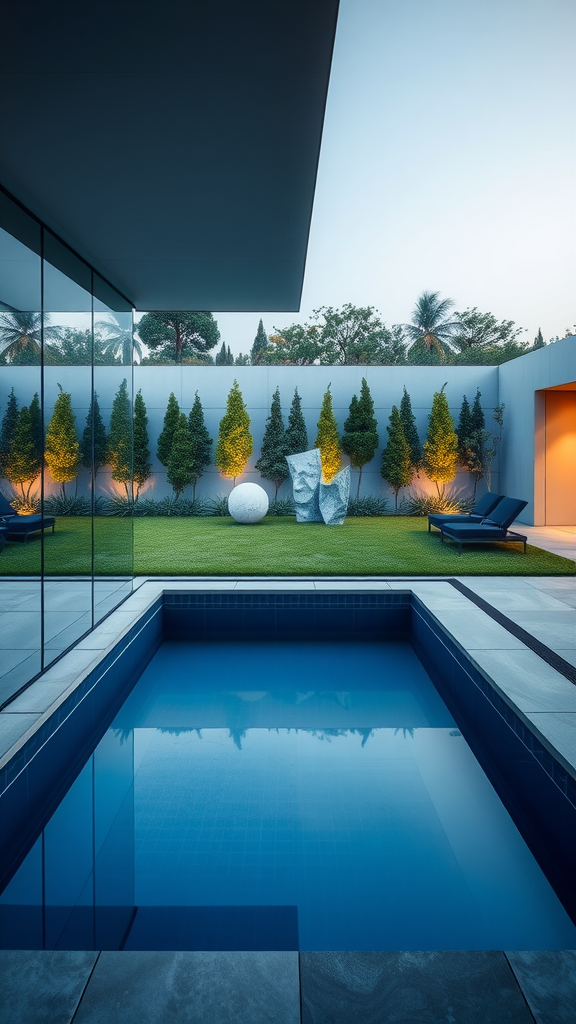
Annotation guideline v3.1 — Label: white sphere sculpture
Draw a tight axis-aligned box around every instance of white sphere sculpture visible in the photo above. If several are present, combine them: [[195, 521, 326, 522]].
[[228, 482, 269, 524]]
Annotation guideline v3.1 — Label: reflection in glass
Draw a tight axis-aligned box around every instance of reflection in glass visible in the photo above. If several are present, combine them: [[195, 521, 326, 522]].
[[0, 224, 42, 701], [0, 192, 134, 700]]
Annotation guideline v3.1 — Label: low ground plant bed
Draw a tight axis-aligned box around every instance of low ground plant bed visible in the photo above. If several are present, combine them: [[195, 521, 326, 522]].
[[0, 516, 573, 576]]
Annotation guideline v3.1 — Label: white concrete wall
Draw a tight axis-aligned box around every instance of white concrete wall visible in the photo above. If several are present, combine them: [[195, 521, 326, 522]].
[[498, 335, 576, 524], [0, 363, 500, 505]]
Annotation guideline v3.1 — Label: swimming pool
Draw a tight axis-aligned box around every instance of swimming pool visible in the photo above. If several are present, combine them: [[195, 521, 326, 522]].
[[2, 594, 576, 951]]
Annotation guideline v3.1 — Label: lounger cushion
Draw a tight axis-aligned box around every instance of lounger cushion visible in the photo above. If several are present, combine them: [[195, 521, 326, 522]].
[[481, 496, 528, 531], [428, 492, 502, 529], [441, 523, 507, 541], [5, 515, 55, 533], [428, 512, 484, 527]]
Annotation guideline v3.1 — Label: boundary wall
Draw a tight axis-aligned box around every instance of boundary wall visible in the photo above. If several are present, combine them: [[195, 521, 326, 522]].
[[0, 364, 499, 506]]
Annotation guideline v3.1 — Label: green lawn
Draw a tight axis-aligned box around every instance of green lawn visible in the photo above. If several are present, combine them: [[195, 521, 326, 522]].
[[0, 516, 574, 576]]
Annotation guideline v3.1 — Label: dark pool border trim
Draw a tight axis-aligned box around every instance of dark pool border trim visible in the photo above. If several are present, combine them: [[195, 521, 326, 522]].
[[448, 579, 576, 687]]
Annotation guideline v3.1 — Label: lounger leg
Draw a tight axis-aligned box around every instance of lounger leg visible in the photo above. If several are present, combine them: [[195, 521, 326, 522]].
[[457, 542, 462, 555]]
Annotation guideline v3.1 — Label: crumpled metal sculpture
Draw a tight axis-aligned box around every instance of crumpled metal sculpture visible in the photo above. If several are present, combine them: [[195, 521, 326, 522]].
[[286, 449, 323, 522], [287, 449, 350, 525], [319, 465, 350, 526]]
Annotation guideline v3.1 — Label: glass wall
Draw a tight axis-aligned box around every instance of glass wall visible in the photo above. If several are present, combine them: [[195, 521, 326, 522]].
[[0, 191, 134, 706]]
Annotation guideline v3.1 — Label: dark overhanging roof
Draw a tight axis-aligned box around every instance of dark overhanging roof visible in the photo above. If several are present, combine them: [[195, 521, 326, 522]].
[[0, 1, 339, 311]]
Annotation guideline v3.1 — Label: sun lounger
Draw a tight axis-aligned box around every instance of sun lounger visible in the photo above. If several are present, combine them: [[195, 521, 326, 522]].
[[428, 491, 503, 533], [439, 496, 528, 554]]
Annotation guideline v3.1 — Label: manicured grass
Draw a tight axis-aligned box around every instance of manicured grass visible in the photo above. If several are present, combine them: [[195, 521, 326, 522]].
[[0, 515, 574, 576]]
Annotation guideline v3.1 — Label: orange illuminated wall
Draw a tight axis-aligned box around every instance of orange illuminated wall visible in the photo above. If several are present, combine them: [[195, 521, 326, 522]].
[[544, 388, 576, 525]]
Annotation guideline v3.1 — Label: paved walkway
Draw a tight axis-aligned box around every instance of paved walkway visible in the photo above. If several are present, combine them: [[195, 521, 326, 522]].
[[521, 524, 576, 563]]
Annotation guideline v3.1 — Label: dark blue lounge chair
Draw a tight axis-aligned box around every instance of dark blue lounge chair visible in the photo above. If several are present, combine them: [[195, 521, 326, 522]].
[[440, 496, 528, 554], [428, 491, 503, 533], [0, 525, 7, 552], [0, 493, 56, 542]]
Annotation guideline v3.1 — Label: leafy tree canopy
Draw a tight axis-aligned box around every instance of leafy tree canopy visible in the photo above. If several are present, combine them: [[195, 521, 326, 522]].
[[137, 312, 220, 364], [449, 308, 526, 352], [267, 305, 406, 365]]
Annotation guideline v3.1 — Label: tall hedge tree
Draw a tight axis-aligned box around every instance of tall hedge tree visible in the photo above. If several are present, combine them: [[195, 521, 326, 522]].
[[188, 392, 212, 498], [423, 384, 458, 498], [399, 386, 421, 471], [456, 394, 474, 470], [342, 377, 379, 498], [315, 385, 341, 482], [256, 387, 288, 498], [215, 380, 253, 486], [381, 405, 412, 509], [80, 392, 108, 477], [284, 388, 308, 457], [133, 389, 152, 499], [251, 319, 268, 363], [157, 393, 180, 467], [0, 389, 19, 478], [167, 413, 195, 498], [9, 406, 42, 502], [108, 378, 132, 498], [44, 385, 80, 497]]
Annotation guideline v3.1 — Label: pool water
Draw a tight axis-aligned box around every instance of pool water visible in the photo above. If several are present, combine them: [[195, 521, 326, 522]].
[[2, 639, 576, 951]]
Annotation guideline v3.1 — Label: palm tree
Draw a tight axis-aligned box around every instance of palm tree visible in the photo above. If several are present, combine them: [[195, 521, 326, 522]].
[[0, 310, 60, 362], [96, 314, 141, 365], [403, 291, 457, 359]]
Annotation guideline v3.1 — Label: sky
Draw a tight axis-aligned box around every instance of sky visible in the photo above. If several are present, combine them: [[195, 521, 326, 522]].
[[209, 0, 576, 358]]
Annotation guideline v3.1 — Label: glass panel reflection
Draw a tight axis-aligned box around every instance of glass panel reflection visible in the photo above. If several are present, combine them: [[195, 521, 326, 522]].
[[0, 224, 42, 702], [93, 283, 133, 621], [42, 248, 93, 661]]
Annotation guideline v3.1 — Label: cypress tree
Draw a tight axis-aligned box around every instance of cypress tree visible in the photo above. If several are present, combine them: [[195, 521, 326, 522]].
[[215, 380, 253, 485], [251, 318, 268, 362], [467, 390, 488, 496], [215, 341, 235, 365], [470, 389, 485, 433], [0, 389, 19, 478], [108, 378, 132, 497], [157, 392, 180, 467], [381, 405, 412, 509], [284, 388, 308, 457], [456, 394, 474, 468], [342, 377, 379, 499], [133, 389, 152, 499], [255, 386, 288, 498], [44, 385, 80, 497], [80, 392, 108, 476], [167, 413, 195, 497], [188, 392, 212, 498], [9, 406, 42, 501], [29, 393, 43, 469], [399, 386, 421, 471], [423, 384, 458, 498], [315, 384, 341, 482]]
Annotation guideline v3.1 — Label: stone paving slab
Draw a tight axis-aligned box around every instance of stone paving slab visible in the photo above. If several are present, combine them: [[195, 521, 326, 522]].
[[73, 951, 300, 1024], [506, 950, 576, 1024], [0, 949, 97, 1024], [299, 951, 534, 1023]]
